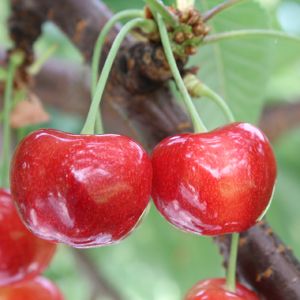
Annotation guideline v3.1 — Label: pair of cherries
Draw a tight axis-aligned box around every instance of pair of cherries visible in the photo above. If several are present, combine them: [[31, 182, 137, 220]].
[[9, 122, 276, 300], [0, 189, 64, 299], [10, 122, 277, 247]]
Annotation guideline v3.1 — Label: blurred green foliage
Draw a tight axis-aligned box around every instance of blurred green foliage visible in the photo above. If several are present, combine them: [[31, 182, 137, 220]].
[[1, 0, 300, 300]]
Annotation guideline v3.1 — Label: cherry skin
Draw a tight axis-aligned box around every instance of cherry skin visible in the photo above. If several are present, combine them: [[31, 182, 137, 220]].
[[10, 129, 152, 248], [0, 188, 56, 287], [184, 278, 259, 300], [151, 122, 277, 235], [0, 276, 64, 300]]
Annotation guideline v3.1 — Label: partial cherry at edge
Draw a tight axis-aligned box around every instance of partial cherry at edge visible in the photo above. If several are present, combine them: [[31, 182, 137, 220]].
[[0, 188, 56, 287], [151, 122, 277, 236], [10, 129, 153, 248], [0, 276, 64, 300], [184, 278, 260, 300]]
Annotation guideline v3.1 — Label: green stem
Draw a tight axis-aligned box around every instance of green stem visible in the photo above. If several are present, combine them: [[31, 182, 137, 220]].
[[226, 233, 240, 293], [91, 9, 144, 134], [0, 67, 7, 81], [157, 14, 207, 133], [202, 0, 248, 22], [143, 0, 180, 28], [183, 74, 235, 123], [27, 43, 59, 75], [1, 53, 23, 188], [81, 18, 157, 135], [91, 9, 144, 96], [201, 29, 300, 46], [202, 85, 235, 123]]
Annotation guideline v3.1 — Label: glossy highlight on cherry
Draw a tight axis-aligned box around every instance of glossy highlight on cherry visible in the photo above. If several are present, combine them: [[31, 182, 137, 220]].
[[10, 129, 152, 248], [0, 188, 56, 287], [184, 278, 260, 300], [151, 122, 277, 236]]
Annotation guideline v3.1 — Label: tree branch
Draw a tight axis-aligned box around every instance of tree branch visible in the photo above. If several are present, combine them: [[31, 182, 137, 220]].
[[215, 221, 300, 300]]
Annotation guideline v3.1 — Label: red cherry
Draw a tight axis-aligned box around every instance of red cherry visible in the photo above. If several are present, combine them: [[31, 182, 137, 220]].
[[151, 122, 277, 235], [184, 278, 259, 300], [0, 188, 56, 287], [10, 129, 152, 248], [0, 276, 64, 300]]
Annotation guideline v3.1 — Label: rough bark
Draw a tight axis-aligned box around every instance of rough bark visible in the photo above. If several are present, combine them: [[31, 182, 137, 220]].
[[6, 0, 300, 299], [215, 221, 300, 300], [24, 57, 300, 144]]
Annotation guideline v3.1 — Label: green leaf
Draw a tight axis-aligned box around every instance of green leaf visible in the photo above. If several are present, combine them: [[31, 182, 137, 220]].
[[264, 2, 300, 101], [189, 0, 273, 128]]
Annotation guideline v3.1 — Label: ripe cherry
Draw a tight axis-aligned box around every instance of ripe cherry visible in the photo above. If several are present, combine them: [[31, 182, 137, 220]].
[[0, 188, 56, 287], [184, 278, 259, 300], [0, 276, 64, 300], [151, 122, 277, 235], [10, 129, 152, 248]]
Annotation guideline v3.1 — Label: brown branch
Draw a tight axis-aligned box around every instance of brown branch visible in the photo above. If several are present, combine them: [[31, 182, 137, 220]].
[[30, 58, 300, 145], [215, 221, 300, 300], [259, 101, 300, 143]]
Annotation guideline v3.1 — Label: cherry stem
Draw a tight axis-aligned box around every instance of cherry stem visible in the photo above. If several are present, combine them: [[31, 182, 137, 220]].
[[226, 232, 240, 293], [91, 9, 144, 96], [1, 52, 24, 188], [157, 14, 207, 133], [201, 29, 300, 46], [0, 67, 7, 81], [91, 9, 144, 134], [183, 74, 235, 123], [202, 0, 248, 22], [27, 43, 59, 75], [81, 18, 157, 135], [143, 0, 180, 28]]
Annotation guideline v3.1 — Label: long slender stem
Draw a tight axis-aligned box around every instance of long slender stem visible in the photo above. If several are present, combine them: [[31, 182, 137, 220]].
[[226, 232, 240, 293], [202, 85, 235, 123], [202, 0, 248, 22], [183, 74, 235, 123], [91, 10, 144, 134], [91, 9, 144, 97], [201, 29, 300, 46], [143, 0, 180, 28], [157, 14, 207, 133], [81, 18, 156, 135], [1, 53, 23, 188]]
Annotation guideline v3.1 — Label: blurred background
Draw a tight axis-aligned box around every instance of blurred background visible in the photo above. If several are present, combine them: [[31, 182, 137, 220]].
[[0, 0, 300, 299]]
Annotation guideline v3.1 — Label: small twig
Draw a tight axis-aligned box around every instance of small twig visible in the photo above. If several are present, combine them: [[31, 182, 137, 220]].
[[72, 248, 123, 300], [202, 0, 248, 22]]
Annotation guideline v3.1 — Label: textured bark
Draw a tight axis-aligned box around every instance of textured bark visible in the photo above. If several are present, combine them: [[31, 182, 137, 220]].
[[215, 221, 300, 300], [6, 0, 300, 299], [14, 57, 300, 144], [9, 0, 191, 152]]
